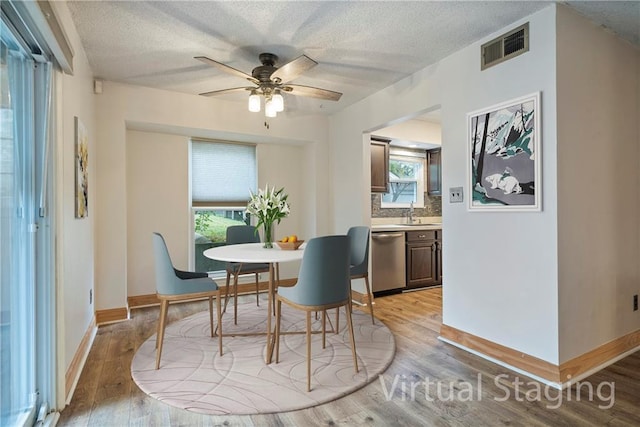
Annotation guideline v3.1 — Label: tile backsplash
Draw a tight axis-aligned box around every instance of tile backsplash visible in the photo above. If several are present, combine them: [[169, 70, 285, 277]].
[[371, 193, 442, 218]]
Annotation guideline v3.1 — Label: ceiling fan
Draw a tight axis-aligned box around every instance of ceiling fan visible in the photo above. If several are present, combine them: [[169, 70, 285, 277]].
[[195, 52, 342, 117]]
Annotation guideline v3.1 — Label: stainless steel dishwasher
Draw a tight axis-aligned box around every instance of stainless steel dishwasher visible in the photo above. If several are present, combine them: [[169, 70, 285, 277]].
[[371, 232, 406, 293]]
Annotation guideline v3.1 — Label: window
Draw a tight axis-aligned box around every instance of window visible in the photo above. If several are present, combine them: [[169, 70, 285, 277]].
[[194, 208, 249, 273], [191, 140, 257, 274], [191, 140, 256, 205], [381, 149, 425, 208]]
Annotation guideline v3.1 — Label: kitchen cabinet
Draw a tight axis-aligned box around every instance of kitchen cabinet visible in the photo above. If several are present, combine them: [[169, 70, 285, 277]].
[[427, 148, 441, 195], [370, 138, 390, 193], [406, 229, 442, 288]]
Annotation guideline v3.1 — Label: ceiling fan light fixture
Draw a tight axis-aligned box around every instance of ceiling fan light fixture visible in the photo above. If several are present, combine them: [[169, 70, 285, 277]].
[[265, 97, 277, 117], [198, 52, 342, 117], [272, 90, 284, 112], [248, 90, 261, 112]]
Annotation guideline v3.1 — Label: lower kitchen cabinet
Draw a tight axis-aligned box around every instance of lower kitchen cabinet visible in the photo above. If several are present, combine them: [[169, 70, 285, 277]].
[[406, 230, 442, 288]]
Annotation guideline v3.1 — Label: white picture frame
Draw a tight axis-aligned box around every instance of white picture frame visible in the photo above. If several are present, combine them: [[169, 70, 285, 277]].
[[467, 92, 541, 211]]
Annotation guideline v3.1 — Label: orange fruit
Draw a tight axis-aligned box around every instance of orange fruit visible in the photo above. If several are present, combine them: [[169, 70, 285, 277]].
[[289, 235, 298, 243], [281, 237, 289, 243]]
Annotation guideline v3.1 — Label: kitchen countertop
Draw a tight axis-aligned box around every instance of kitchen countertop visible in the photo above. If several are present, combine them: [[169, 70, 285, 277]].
[[371, 223, 442, 232]]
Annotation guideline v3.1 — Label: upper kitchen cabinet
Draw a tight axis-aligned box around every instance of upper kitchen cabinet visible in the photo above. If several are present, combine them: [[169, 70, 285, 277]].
[[371, 137, 390, 193], [427, 148, 441, 195]]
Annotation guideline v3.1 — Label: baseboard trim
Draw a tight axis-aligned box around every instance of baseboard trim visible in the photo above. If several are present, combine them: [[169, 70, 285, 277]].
[[559, 329, 640, 382], [439, 324, 559, 382], [128, 278, 298, 309], [95, 307, 129, 325], [127, 293, 160, 308], [440, 324, 640, 387], [65, 316, 97, 403], [351, 289, 373, 306]]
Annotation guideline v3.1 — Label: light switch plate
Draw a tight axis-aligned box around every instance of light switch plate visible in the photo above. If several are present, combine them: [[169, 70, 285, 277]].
[[449, 187, 463, 203]]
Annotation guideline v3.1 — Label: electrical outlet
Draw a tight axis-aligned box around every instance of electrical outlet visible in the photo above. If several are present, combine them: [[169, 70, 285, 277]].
[[449, 187, 463, 203], [634, 294, 638, 311], [90, 289, 93, 305]]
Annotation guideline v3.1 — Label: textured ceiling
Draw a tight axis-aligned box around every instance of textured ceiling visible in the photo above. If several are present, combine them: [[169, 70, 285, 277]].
[[66, 1, 640, 116]]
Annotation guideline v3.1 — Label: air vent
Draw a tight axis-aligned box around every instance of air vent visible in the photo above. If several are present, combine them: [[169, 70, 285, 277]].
[[481, 23, 529, 70]]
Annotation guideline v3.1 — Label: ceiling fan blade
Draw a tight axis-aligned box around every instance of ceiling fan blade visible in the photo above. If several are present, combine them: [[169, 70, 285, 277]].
[[195, 56, 259, 84], [199, 87, 254, 97], [283, 84, 342, 101], [271, 55, 317, 84]]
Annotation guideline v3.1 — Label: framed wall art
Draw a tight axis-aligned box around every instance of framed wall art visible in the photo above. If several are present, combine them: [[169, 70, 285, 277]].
[[467, 92, 541, 211], [75, 116, 88, 218]]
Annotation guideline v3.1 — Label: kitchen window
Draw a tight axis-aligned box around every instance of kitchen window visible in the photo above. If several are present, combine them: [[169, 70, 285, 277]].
[[381, 149, 426, 208]]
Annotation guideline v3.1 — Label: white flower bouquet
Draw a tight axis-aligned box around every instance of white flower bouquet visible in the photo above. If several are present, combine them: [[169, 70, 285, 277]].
[[246, 185, 290, 247]]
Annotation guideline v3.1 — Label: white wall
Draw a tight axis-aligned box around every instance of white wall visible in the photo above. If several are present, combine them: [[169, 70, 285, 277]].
[[256, 143, 306, 242], [556, 5, 640, 363], [95, 83, 330, 310], [441, 10, 559, 364], [53, 2, 97, 385], [126, 130, 309, 297], [330, 6, 560, 363], [126, 131, 190, 297]]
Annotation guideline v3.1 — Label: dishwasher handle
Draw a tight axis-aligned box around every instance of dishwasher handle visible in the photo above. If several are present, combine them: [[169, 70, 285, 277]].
[[372, 232, 405, 241]]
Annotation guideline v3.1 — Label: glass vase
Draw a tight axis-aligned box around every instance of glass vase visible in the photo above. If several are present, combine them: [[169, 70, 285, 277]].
[[263, 223, 273, 248]]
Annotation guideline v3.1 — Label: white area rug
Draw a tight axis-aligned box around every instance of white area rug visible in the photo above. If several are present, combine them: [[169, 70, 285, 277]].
[[131, 295, 395, 415]]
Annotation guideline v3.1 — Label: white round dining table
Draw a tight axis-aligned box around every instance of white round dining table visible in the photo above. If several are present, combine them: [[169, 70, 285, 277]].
[[203, 242, 305, 363], [203, 242, 305, 264]]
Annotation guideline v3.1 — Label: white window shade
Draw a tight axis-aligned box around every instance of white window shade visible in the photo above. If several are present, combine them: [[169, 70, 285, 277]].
[[191, 140, 257, 204]]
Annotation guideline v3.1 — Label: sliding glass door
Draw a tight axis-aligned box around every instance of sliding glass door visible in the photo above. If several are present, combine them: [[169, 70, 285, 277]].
[[1, 15, 56, 426]]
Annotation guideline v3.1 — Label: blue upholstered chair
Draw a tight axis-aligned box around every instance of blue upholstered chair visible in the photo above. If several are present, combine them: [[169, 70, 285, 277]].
[[348, 226, 375, 324], [274, 235, 359, 392], [152, 232, 222, 369], [224, 225, 270, 324]]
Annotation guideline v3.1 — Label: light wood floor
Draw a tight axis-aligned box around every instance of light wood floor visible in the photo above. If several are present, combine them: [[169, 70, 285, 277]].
[[59, 288, 640, 426]]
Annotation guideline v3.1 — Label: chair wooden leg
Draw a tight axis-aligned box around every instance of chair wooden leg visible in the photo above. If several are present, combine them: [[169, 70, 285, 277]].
[[322, 310, 326, 349], [254, 272, 260, 306], [223, 271, 231, 314], [155, 299, 169, 369], [364, 274, 375, 324], [275, 299, 282, 363], [306, 310, 311, 392], [216, 290, 223, 356], [348, 281, 353, 314], [233, 269, 240, 325], [345, 302, 359, 374], [208, 296, 214, 337], [155, 305, 161, 349], [335, 307, 340, 334]]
